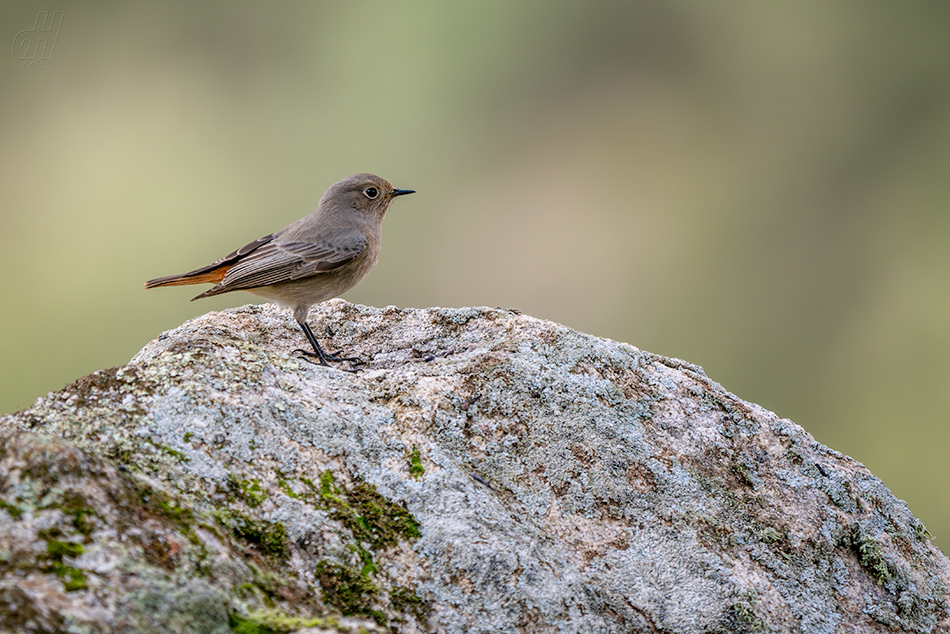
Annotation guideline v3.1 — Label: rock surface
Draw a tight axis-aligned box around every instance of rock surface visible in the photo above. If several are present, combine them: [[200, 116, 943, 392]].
[[1, 301, 948, 634]]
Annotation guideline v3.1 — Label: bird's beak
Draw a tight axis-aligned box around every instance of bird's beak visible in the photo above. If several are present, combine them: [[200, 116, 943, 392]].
[[390, 188, 415, 197]]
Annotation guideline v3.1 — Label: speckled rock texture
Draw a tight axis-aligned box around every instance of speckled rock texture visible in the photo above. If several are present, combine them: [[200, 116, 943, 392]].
[[1, 301, 948, 634]]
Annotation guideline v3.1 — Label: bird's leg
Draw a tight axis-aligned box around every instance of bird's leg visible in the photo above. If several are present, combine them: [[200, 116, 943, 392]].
[[293, 320, 363, 369]]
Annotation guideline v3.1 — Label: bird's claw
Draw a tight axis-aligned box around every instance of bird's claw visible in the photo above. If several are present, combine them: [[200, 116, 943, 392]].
[[294, 348, 364, 372]]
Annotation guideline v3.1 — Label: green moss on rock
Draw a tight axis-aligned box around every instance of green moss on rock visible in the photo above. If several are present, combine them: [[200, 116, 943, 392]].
[[315, 561, 384, 625], [308, 470, 420, 551], [228, 609, 336, 634], [0, 499, 23, 519], [852, 527, 892, 585], [42, 538, 87, 592], [408, 446, 424, 479], [229, 474, 267, 508], [390, 584, 430, 623], [215, 510, 288, 560]]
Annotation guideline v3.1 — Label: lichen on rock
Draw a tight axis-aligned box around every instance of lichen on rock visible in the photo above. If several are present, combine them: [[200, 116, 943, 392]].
[[1, 300, 948, 633]]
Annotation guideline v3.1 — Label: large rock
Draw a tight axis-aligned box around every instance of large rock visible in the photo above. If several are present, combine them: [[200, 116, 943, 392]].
[[1, 301, 947, 633]]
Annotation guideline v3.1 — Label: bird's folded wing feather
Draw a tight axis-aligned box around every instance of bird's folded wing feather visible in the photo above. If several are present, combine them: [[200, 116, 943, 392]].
[[144, 233, 276, 288], [216, 234, 367, 291]]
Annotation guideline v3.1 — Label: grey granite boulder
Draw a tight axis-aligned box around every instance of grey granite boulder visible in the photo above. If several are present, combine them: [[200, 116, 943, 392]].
[[1, 301, 947, 633]]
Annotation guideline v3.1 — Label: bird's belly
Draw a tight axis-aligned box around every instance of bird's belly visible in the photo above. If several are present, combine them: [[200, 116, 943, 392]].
[[247, 255, 376, 309]]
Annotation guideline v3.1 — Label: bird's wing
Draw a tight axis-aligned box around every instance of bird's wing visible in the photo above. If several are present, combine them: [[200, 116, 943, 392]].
[[145, 233, 276, 288], [213, 232, 368, 291]]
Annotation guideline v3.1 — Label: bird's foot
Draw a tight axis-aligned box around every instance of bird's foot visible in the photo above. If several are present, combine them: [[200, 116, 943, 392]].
[[293, 348, 364, 372]]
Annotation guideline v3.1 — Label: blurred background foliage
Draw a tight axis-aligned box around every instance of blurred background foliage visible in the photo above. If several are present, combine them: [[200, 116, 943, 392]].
[[2, 2, 949, 547]]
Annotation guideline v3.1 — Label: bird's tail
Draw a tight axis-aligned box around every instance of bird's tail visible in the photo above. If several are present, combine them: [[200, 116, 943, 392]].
[[144, 265, 228, 289], [145, 233, 274, 293]]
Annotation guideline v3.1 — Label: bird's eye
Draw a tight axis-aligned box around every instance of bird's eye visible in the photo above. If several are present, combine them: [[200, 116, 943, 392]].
[[363, 187, 379, 199]]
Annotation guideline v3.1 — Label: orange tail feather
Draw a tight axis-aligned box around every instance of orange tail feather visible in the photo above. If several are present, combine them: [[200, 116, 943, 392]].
[[144, 265, 229, 289]]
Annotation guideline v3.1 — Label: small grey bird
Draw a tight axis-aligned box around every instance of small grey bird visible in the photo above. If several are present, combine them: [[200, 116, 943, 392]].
[[145, 173, 414, 368]]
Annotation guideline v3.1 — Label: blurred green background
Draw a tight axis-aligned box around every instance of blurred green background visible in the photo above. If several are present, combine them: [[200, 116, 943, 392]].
[[2, 2, 949, 548]]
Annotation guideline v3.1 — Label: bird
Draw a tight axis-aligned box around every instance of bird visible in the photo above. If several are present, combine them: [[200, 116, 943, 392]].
[[145, 173, 415, 369]]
